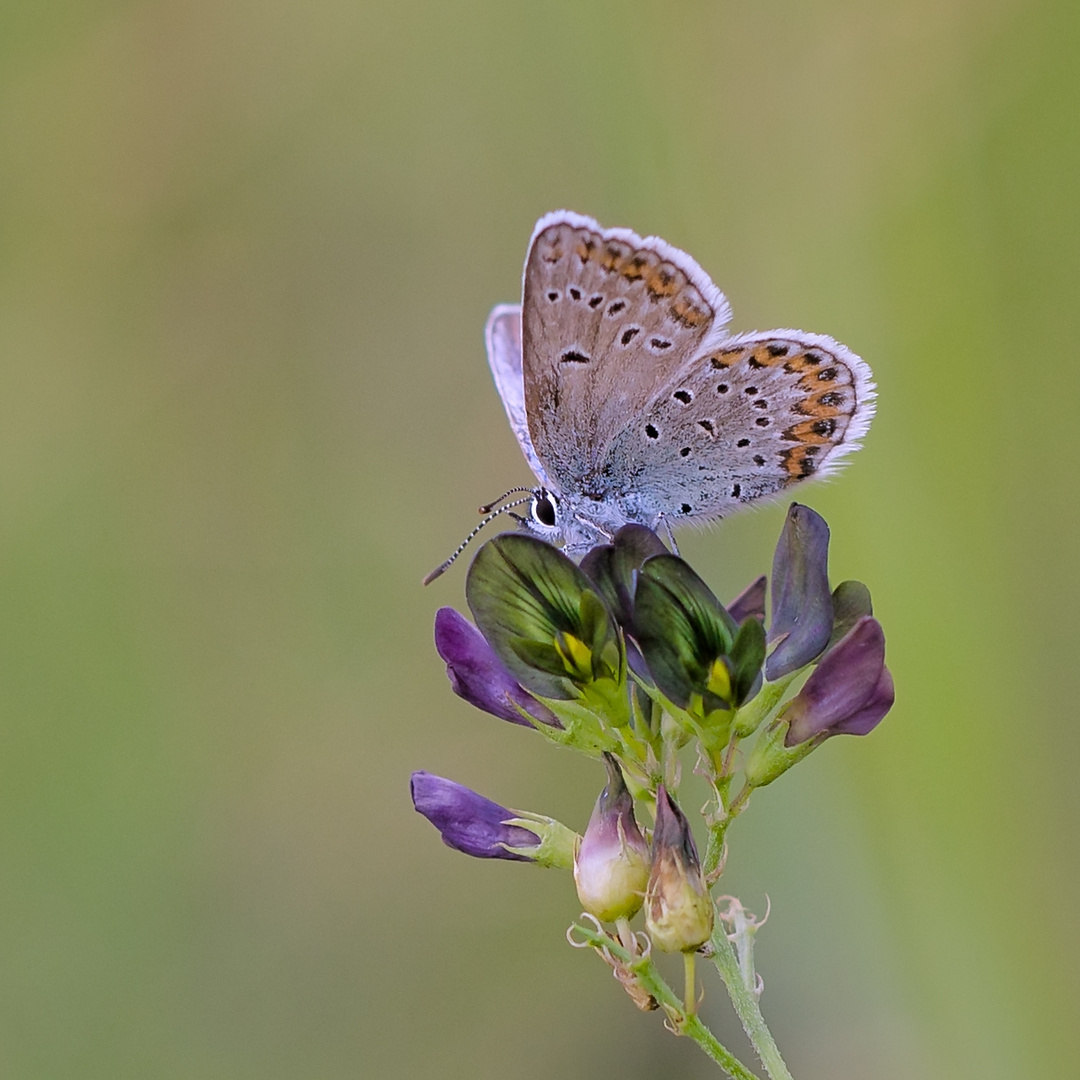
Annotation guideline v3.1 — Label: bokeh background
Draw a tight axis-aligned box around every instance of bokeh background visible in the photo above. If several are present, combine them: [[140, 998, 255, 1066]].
[[2, 1, 1078, 1077]]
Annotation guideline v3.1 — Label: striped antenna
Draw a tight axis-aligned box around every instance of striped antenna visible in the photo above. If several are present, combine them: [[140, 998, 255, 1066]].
[[478, 487, 533, 514], [422, 496, 534, 585]]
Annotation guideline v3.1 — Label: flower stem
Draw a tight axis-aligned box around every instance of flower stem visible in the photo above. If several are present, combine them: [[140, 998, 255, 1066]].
[[684, 951, 698, 1017], [708, 925, 794, 1080], [703, 817, 729, 882], [682, 1013, 762, 1079], [720, 730, 740, 777], [569, 921, 761, 1080], [703, 785, 751, 880]]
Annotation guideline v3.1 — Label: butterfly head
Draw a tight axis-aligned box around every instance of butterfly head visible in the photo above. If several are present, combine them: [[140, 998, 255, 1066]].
[[424, 486, 565, 585], [526, 488, 560, 532]]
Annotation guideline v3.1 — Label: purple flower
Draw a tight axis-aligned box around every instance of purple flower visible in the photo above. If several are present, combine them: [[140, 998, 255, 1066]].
[[435, 607, 560, 728], [783, 616, 895, 746], [766, 504, 834, 679], [410, 771, 541, 861], [727, 575, 766, 624]]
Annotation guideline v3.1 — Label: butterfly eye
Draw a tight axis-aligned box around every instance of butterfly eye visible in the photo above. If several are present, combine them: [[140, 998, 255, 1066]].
[[531, 491, 559, 528]]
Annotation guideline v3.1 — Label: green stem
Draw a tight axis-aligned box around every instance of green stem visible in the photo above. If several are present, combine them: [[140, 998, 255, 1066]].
[[708, 925, 794, 1080], [703, 809, 730, 881], [703, 784, 752, 879], [684, 951, 698, 1017], [728, 784, 752, 816], [701, 679, 797, 879], [720, 729, 740, 777], [570, 922, 761, 1080], [682, 1013, 761, 1079]]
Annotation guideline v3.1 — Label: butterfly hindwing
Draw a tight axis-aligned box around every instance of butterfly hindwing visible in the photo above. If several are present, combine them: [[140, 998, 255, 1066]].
[[600, 331, 876, 523], [484, 304, 553, 489]]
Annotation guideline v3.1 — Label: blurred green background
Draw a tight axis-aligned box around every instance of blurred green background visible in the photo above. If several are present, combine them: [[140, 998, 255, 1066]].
[[1, 1, 1078, 1077]]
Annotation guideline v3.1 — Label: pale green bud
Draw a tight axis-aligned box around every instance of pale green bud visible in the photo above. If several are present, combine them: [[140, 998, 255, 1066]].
[[574, 754, 650, 922], [645, 786, 714, 952]]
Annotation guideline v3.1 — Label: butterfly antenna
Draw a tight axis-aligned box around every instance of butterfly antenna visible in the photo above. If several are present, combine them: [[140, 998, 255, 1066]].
[[478, 487, 533, 514], [423, 496, 533, 585]]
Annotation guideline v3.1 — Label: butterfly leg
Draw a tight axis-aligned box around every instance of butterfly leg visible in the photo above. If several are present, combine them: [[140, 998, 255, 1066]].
[[573, 515, 614, 543], [658, 514, 681, 557]]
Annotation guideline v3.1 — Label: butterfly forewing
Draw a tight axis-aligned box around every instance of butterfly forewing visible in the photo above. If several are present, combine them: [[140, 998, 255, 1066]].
[[521, 211, 732, 496], [600, 332, 875, 523]]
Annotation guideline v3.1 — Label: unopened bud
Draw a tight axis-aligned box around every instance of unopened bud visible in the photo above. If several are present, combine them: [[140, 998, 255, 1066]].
[[645, 786, 714, 952], [574, 754, 650, 922], [411, 772, 578, 868]]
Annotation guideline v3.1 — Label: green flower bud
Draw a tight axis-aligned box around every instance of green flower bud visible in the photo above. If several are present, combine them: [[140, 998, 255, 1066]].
[[579, 524, 669, 630], [633, 555, 765, 726], [645, 786, 714, 952]]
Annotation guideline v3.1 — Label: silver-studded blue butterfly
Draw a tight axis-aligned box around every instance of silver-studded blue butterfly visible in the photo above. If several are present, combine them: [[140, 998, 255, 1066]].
[[425, 211, 874, 582]]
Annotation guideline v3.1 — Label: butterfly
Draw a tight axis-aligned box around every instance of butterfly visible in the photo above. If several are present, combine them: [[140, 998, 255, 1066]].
[[425, 211, 874, 582]]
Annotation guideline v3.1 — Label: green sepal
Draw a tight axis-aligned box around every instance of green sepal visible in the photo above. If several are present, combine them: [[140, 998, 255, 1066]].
[[631, 670, 700, 741], [630, 669, 730, 769], [659, 710, 694, 752], [693, 703, 734, 758], [732, 670, 799, 738], [502, 813, 579, 869], [516, 693, 621, 756], [743, 714, 816, 788]]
